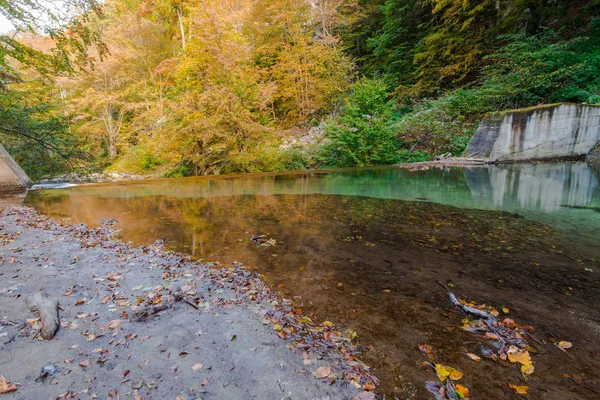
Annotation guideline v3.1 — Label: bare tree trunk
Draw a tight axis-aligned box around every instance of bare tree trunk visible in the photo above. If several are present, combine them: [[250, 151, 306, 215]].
[[103, 103, 123, 161], [177, 5, 186, 50]]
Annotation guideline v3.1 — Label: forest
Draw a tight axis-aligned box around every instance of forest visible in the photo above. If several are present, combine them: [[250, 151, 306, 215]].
[[1, 0, 600, 180]]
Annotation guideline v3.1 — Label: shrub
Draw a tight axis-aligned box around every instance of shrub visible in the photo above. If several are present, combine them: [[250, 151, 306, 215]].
[[318, 78, 404, 167]]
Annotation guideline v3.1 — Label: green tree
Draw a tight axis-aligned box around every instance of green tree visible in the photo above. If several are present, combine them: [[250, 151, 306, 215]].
[[319, 78, 405, 167]]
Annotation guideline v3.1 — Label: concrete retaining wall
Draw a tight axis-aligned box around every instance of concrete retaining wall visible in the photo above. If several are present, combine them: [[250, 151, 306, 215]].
[[466, 103, 600, 163]]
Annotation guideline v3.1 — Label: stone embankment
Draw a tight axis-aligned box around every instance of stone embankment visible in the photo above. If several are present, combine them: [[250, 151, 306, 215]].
[[466, 103, 600, 163]]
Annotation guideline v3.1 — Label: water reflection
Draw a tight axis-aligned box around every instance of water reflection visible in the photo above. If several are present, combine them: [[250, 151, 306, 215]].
[[465, 163, 599, 212], [25, 163, 600, 258]]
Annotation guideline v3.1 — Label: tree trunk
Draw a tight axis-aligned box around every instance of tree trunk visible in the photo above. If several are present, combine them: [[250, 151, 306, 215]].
[[177, 5, 186, 50]]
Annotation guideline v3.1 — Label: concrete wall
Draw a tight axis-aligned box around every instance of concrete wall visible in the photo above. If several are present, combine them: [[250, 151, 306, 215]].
[[0, 144, 32, 193], [466, 103, 600, 163]]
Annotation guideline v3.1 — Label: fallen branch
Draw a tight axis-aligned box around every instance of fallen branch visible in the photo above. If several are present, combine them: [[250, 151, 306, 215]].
[[133, 288, 198, 321], [26, 292, 59, 340], [448, 293, 497, 325]]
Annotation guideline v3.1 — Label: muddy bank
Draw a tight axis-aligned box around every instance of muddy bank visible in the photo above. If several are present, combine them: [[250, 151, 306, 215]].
[[0, 206, 371, 400]]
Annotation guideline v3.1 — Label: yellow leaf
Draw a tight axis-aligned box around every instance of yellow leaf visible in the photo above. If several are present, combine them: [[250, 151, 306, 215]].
[[520, 363, 535, 375], [273, 324, 282, 331], [502, 308, 509, 314], [323, 321, 334, 327], [435, 364, 453, 382], [509, 384, 529, 395]]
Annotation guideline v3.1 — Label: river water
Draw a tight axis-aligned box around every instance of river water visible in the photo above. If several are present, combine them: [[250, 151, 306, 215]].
[[24, 162, 600, 399]]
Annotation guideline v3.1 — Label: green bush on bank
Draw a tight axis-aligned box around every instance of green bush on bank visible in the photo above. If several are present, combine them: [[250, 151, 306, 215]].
[[318, 78, 417, 167]]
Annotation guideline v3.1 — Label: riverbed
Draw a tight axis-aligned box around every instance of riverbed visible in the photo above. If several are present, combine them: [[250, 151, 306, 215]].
[[21, 162, 600, 399]]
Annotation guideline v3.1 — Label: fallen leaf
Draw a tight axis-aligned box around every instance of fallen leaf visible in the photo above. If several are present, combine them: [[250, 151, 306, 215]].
[[509, 384, 529, 395], [520, 363, 535, 375], [192, 363, 204, 371], [79, 360, 89, 368], [435, 364, 453, 382], [466, 353, 481, 362], [201, 377, 209, 386], [315, 366, 332, 378], [558, 341, 572, 350], [0, 376, 17, 394], [75, 299, 85, 306], [108, 320, 121, 329], [418, 344, 434, 360], [455, 384, 470, 398], [449, 370, 463, 381], [363, 382, 376, 391]]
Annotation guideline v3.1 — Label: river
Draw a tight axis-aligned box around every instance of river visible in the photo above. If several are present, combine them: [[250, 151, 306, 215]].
[[23, 162, 600, 399]]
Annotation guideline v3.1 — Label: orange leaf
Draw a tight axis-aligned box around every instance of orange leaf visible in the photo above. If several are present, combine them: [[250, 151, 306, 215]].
[[466, 353, 481, 362], [450, 370, 463, 381], [0, 377, 17, 394], [455, 384, 470, 398], [509, 384, 529, 395]]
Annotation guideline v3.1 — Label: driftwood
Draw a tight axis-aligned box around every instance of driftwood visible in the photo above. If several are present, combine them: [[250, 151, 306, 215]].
[[133, 287, 198, 321], [26, 292, 60, 340], [448, 293, 498, 325]]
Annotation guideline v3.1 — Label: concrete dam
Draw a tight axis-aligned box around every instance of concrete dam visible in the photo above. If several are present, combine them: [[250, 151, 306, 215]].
[[466, 103, 600, 163]]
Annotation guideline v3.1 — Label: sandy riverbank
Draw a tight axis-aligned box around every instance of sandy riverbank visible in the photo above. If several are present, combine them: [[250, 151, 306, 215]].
[[0, 206, 374, 400]]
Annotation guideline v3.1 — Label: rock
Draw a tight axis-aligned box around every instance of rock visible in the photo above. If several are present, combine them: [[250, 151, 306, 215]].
[[0, 143, 32, 194], [586, 141, 600, 168], [26, 292, 60, 340], [466, 103, 600, 163]]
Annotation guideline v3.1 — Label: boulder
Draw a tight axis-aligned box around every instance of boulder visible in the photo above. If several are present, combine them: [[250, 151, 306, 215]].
[[0, 144, 32, 193]]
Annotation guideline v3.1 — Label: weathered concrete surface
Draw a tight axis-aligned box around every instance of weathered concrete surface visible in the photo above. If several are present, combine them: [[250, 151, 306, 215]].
[[587, 141, 600, 168], [466, 103, 600, 163], [0, 143, 32, 192]]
